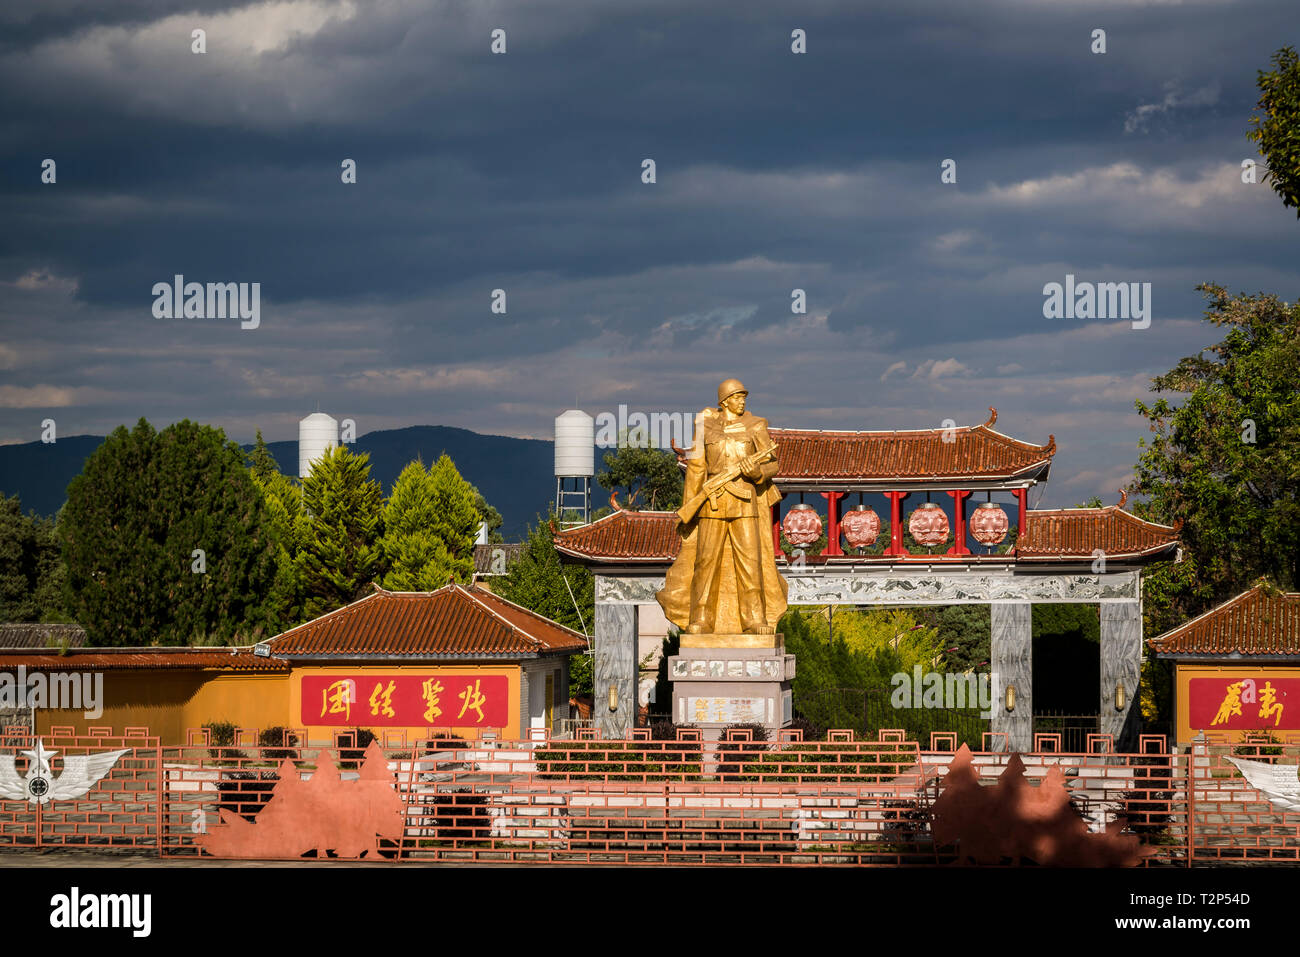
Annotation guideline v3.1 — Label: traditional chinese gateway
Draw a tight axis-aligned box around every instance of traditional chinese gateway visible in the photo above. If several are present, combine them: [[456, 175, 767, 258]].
[[553, 408, 1181, 750]]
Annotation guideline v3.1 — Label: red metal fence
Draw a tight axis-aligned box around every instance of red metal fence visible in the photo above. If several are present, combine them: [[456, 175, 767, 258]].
[[1, 726, 1296, 865]]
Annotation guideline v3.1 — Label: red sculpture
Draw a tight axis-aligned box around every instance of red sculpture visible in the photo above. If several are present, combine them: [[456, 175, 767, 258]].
[[929, 745, 1156, 866], [196, 742, 406, 860], [907, 503, 949, 546], [841, 506, 881, 548], [781, 504, 823, 546], [969, 502, 1009, 545]]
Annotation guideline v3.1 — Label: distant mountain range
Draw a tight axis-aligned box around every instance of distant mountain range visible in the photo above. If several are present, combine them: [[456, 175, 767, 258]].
[[0, 425, 605, 541]]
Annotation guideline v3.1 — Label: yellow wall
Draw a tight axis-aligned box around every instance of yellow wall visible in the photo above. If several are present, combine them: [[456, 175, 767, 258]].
[[1173, 663, 1300, 747], [33, 671, 289, 742]]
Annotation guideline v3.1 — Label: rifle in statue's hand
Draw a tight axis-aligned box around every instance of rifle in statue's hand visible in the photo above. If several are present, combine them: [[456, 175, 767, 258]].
[[676, 443, 778, 524]]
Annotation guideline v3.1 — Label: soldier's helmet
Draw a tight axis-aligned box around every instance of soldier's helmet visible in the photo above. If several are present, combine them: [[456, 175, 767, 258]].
[[717, 378, 748, 404]]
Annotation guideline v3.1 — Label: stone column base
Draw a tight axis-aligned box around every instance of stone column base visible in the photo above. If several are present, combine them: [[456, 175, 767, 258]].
[[668, 635, 795, 741]]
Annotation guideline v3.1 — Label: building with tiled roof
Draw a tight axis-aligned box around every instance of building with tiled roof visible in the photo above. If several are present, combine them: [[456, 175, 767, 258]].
[[6, 584, 587, 743], [264, 584, 587, 659], [765, 409, 1054, 489], [1148, 584, 1300, 747]]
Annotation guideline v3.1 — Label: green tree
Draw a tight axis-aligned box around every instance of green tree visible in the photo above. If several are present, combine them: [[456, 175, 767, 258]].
[[428, 455, 480, 585], [296, 444, 385, 618], [469, 485, 504, 544], [1248, 46, 1300, 217], [805, 607, 942, 675], [60, 419, 280, 646], [1130, 283, 1300, 635], [246, 429, 281, 482], [493, 518, 594, 695], [915, 604, 991, 673], [597, 435, 684, 511], [251, 468, 307, 630], [0, 495, 66, 622], [379, 459, 459, 590]]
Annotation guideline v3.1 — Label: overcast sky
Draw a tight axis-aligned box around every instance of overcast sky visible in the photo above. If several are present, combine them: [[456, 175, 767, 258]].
[[2, 0, 1297, 508]]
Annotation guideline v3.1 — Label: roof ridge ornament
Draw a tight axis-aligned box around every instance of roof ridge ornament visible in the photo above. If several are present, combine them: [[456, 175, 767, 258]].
[[982, 406, 998, 427], [1116, 488, 1128, 509]]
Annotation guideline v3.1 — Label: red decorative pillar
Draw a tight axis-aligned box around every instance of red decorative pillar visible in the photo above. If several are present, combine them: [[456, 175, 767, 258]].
[[1013, 489, 1028, 551], [820, 491, 846, 557], [946, 490, 973, 557], [885, 491, 906, 557]]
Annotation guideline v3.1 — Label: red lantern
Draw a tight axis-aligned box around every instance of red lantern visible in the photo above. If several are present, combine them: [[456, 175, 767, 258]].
[[970, 502, 1009, 545], [908, 503, 949, 546], [841, 506, 881, 548], [782, 504, 823, 546]]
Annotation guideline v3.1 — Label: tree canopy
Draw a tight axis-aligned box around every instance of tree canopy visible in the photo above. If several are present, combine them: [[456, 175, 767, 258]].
[[597, 435, 683, 511], [1248, 45, 1300, 217], [1131, 283, 1300, 634], [492, 518, 593, 695], [60, 418, 280, 645], [0, 494, 65, 623]]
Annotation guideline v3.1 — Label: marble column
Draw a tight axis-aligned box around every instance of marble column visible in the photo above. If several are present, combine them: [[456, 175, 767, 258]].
[[991, 602, 1032, 752], [594, 603, 638, 739], [1100, 601, 1141, 751]]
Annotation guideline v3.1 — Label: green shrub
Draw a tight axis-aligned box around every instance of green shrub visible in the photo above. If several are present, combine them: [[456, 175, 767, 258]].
[[258, 726, 299, 761], [203, 720, 244, 762], [536, 737, 703, 781]]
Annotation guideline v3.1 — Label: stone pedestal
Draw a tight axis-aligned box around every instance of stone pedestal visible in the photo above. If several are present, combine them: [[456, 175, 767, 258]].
[[668, 634, 795, 741]]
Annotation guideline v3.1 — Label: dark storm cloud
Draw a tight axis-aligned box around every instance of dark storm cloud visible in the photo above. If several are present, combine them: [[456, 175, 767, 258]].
[[1, 0, 1297, 509]]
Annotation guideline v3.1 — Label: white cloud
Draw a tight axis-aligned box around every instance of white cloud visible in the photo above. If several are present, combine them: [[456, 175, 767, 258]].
[[911, 358, 973, 381], [1125, 82, 1220, 134]]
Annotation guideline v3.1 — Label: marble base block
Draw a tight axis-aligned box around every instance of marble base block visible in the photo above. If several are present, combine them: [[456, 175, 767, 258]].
[[668, 634, 795, 740]]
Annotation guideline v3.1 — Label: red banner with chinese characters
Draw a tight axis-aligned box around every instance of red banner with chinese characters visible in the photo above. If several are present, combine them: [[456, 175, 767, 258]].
[[301, 674, 510, 728], [1189, 677, 1300, 731]]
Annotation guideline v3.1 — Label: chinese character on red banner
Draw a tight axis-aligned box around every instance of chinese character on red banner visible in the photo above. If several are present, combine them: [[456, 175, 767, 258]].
[[422, 679, 445, 723], [1259, 681, 1284, 727], [457, 679, 487, 723], [1212, 682, 1244, 727], [320, 679, 355, 722], [369, 680, 396, 718]]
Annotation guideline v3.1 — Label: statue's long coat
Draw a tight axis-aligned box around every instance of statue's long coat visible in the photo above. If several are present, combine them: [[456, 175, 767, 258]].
[[656, 407, 788, 633]]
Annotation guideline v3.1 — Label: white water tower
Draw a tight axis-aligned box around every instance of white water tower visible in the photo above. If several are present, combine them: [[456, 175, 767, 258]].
[[554, 410, 594, 527], [299, 412, 339, 479]]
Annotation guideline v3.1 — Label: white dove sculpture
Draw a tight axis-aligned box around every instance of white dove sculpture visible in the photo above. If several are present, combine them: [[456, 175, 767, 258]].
[[1226, 757, 1300, 812], [0, 739, 128, 805]]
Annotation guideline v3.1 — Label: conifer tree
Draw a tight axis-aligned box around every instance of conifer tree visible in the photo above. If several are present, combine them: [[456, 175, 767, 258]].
[[426, 454, 479, 585], [379, 459, 457, 590], [246, 429, 281, 482], [252, 468, 308, 629], [295, 444, 385, 617]]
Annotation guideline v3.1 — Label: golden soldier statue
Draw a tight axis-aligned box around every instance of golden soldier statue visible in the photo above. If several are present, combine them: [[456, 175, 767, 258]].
[[656, 379, 788, 637]]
